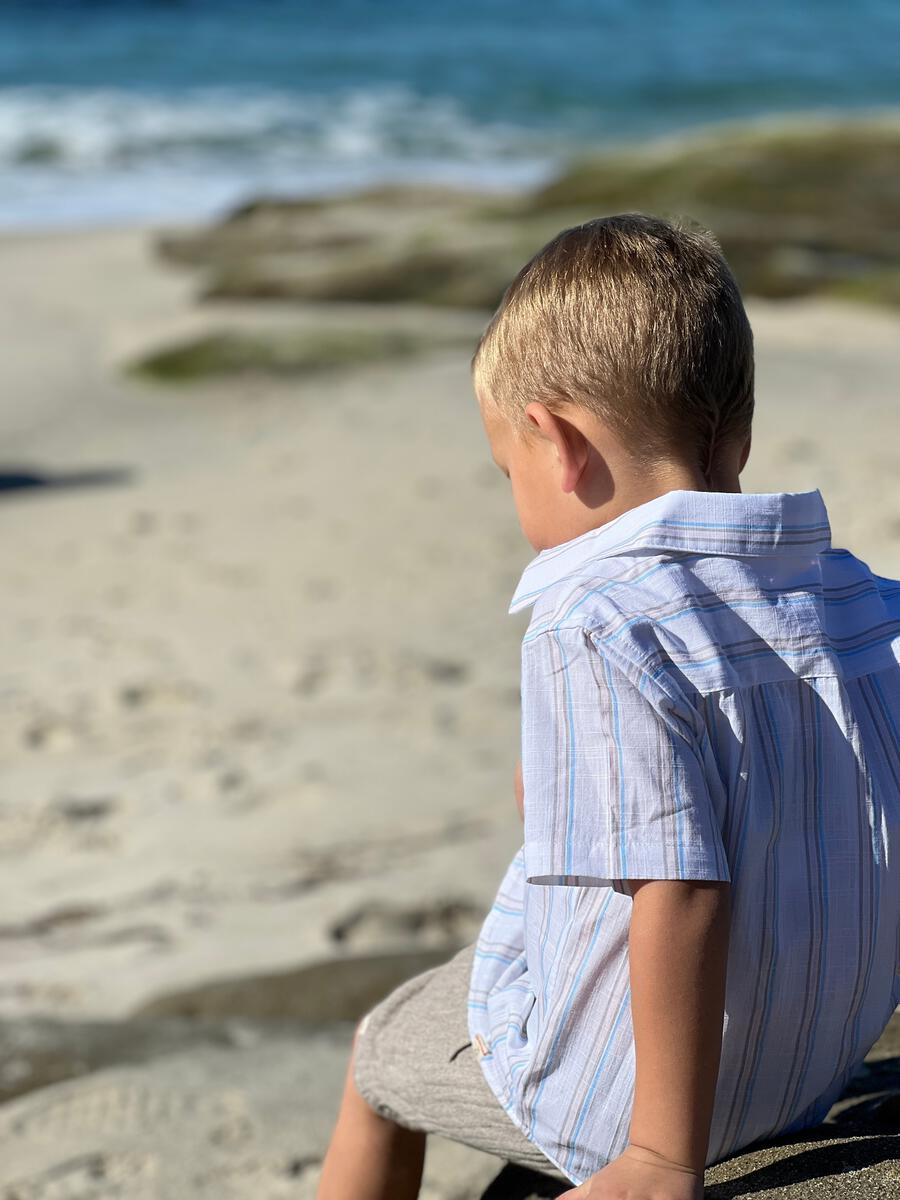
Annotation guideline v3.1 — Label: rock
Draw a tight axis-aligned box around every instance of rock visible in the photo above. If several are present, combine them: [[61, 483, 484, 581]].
[[200, 245, 522, 309], [132, 947, 468, 1023], [328, 899, 484, 951], [127, 325, 475, 382], [0, 1015, 256, 1106], [51, 795, 116, 822]]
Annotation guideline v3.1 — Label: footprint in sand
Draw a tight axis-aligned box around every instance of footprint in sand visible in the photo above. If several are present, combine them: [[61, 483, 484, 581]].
[[1, 1149, 158, 1200], [190, 1156, 320, 1199], [117, 678, 208, 711], [21, 712, 85, 753], [329, 897, 484, 951], [0, 1077, 250, 1142], [288, 644, 469, 698]]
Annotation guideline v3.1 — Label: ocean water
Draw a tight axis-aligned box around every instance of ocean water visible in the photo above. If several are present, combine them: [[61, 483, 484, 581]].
[[1, 0, 899, 228]]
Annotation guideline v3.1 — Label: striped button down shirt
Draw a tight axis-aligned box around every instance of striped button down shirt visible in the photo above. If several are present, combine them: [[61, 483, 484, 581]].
[[468, 487, 900, 1185]]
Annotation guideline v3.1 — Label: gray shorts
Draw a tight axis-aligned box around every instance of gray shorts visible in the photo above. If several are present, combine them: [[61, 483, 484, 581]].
[[353, 941, 570, 1183]]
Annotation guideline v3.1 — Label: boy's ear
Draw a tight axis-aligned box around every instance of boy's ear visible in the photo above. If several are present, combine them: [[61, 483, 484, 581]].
[[524, 401, 589, 495], [739, 433, 752, 472]]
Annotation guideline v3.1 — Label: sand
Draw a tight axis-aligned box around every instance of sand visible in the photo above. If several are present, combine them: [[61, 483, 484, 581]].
[[0, 224, 898, 1197]]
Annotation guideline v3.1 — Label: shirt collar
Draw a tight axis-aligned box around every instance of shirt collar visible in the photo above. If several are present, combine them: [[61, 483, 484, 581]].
[[509, 488, 832, 614]]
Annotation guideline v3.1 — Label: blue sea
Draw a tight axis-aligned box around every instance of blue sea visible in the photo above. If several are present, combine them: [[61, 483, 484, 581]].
[[2, 0, 899, 229]]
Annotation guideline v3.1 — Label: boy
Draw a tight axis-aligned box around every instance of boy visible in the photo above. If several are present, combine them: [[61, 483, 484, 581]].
[[316, 215, 900, 1200]]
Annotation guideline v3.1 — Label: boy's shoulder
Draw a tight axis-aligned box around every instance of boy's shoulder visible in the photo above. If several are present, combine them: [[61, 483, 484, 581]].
[[518, 550, 711, 687], [510, 490, 900, 697]]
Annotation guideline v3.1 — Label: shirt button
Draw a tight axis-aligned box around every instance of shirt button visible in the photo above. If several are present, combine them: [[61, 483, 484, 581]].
[[474, 1034, 490, 1056]]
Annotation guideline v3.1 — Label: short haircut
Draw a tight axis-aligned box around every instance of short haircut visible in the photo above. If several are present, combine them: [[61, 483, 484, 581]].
[[470, 213, 754, 481]]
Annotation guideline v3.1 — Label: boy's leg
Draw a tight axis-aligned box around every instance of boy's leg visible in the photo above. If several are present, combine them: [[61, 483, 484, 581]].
[[316, 1023, 426, 1200], [317, 942, 570, 1196]]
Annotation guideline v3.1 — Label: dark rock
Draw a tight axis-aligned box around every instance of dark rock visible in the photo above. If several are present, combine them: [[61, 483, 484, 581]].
[[132, 946, 467, 1022], [0, 1015, 266, 1106], [52, 796, 115, 822], [200, 245, 520, 309], [328, 899, 484, 948], [128, 325, 474, 382]]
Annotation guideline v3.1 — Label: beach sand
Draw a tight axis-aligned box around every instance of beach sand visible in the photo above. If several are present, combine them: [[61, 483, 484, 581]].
[[0, 224, 898, 1197]]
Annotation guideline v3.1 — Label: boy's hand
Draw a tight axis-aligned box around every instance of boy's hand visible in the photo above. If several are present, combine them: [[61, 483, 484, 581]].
[[514, 758, 524, 822], [558, 1146, 703, 1199]]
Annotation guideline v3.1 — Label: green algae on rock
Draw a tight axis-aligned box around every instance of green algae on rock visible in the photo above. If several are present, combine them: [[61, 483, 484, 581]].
[[200, 244, 527, 309], [127, 324, 472, 382], [522, 118, 900, 305]]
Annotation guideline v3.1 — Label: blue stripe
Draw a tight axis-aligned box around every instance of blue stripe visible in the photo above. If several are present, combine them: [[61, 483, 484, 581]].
[[602, 654, 628, 876], [842, 683, 880, 1088], [564, 986, 632, 1173], [645, 628, 900, 676], [789, 683, 830, 1115], [526, 889, 615, 1137], [599, 594, 811, 649], [732, 685, 783, 1145], [474, 948, 520, 964], [554, 629, 579, 877], [671, 724, 685, 876]]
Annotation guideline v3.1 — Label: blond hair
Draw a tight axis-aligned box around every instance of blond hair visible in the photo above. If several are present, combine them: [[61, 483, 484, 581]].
[[470, 213, 754, 482]]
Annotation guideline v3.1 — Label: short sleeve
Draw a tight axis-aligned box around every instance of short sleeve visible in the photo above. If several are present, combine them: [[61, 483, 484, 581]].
[[520, 625, 731, 896]]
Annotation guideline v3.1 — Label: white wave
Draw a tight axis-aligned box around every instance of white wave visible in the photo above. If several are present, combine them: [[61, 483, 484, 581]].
[[0, 83, 557, 169], [0, 83, 569, 227]]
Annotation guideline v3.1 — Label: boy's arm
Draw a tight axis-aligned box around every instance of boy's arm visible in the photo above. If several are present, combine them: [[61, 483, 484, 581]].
[[559, 878, 730, 1198], [624, 877, 732, 1174]]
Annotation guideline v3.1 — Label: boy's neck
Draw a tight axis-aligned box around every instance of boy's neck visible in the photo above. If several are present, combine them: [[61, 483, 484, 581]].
[[599, 459, 743, 531], [542, 456, 745, 552], [650, 459, 743, 496], [556, 460, 748, 549]]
